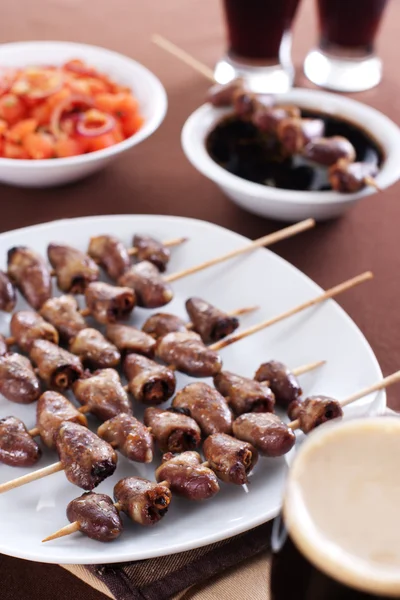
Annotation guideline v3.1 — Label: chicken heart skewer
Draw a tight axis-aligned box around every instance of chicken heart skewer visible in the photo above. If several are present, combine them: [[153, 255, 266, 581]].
[[0, 358, 322, 468], [211, 359, 325, 418], [4, 281, 136, 348], [43, 452, 220, 543], [42, 476, 173, 543], [155, 272, 372, 377], [142, 304, 258, 342], [2, 236, 183, 312], [103, 303, 258, 360], [0, 421, 118, 493], [233, 370, 400, 460], [211, 368, 400, 485], [118, 221, 315, 308], [41, 368, 400, 544], [0, 272, 370, 405], [88, 235, 187, 277], [1, 380, 151, 468], [4, 296, 256, 357], [49, 237, 187, 281], [44, 454, 219, 543]]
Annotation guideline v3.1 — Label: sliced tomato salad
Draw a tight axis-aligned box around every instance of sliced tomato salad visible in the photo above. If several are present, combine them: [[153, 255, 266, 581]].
[[0, 59, 143, 159]]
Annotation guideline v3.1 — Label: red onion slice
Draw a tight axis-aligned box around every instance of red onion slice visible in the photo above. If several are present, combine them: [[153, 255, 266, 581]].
[[50, 94, 94, 137], [12, 68, 64, 100], [76, 109, 116, 138]]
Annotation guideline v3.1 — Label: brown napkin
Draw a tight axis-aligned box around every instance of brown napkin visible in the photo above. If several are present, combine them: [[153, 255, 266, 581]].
[[61, 522, 272, 600]]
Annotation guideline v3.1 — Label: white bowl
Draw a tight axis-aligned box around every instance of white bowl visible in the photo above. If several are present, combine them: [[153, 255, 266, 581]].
[[182, 88, 400, 221], [0, 41, 167, 187]]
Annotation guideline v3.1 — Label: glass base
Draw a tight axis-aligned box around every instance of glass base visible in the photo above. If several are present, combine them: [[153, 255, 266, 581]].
[[304, 48, 382, 92], [214, 54, 294, 94]]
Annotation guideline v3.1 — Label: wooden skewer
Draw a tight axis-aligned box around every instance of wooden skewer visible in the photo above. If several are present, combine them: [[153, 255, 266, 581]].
[[364, 177, 382, 192], [292, 360, 326, 377], [28, 426, 40, 437], [152, 34, 215, 82], [0, 461, 63, 494], [288, 369, 400, 431], [210, 272, 373, 351], [42, 521, 80, 542], [164, 219, 315, 284]]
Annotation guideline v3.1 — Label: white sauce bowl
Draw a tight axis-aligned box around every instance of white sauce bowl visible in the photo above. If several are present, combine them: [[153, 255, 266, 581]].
[[182, 88, 400, 221]]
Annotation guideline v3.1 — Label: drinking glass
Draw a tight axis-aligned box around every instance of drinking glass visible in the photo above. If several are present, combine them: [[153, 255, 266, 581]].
[[304, 0, 390, 92], [270, 415, 400, 599], [214, 0, 302, 93]]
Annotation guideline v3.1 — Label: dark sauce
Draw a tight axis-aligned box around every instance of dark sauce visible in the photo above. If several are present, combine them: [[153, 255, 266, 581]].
[[206, 110, 384, 192]]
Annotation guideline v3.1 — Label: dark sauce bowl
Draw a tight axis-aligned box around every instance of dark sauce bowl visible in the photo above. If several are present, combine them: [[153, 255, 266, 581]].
[[182, 89, 400, 221]]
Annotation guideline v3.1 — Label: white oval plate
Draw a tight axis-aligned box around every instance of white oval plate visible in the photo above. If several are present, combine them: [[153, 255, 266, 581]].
[[0, 215, 384, 564]]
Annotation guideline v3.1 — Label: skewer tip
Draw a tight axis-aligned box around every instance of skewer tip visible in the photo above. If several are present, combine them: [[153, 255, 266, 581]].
[[312, 359, 326, 368], [42, 521, 80, 542], [151, 33, 163, 44], [364, 177, 382, 192], [234, 305, 260, 316], [291, 359, 327, 378], [242, 483, 249, 493]]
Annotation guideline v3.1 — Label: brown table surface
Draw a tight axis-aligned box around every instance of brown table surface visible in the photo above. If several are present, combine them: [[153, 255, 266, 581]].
[[0, 0, 399, 598]]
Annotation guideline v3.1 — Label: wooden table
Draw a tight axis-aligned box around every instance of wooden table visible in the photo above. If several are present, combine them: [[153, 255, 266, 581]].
[[0, 0, 399, 597]]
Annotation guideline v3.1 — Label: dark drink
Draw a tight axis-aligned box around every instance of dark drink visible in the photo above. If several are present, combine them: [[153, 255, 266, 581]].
[[318, 0, 389, 52], [304, 0, 390, 91], [271, 530, 392, 599], [215, 0, 303, 92], [271, 417, 400, 599], [223, 0, 302, 62]]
